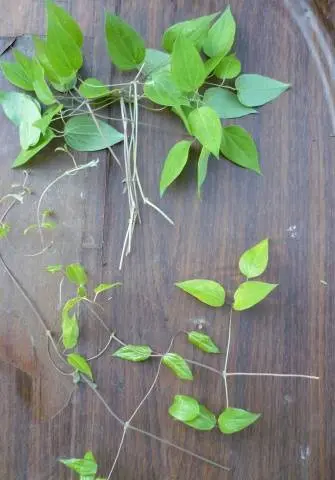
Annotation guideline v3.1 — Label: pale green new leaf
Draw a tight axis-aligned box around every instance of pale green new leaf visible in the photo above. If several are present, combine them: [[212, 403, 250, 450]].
[[218, 407, 261, 434], [94, 282, 122, 296], [236, 74, 290, 107], [171, 36, 206, 92], [197, 147, 210, 197], [203, 88, 257, 119], [0, 223, 10, 239], [220, 125, 260, 173], [13, 49, 34, 79], [46, 264, 63, 273], [188, 106, 222, 157], [168, 395, 200, 422], [67, 353, 93, 380], [105, 14, 145, 70], [0, 91, 41, 127], [233, 281, 278, 311], [142, 48, 170, 78], [13, 128, 55, 168], [34, 104, 63, 135], [162, 353, 193, 380], [78, 78, 110, 99], [113, 345, 152, 362], [187, 331, 220, 353], [64, 115, 124, 152], [0, 60, 34, 91], [160, 140, 192, 197], [215, 53, 241, 79], [203, 7, 236, 58], [175, 279, 225, 307], [62, 297, 81, 349], [59, 453, 97, 476], [239, 238, 269, 279], [144, 70, 190, 107], [65, 263, 88, 286], [162, 12, 219, 52], [184, 404, 217, 431]]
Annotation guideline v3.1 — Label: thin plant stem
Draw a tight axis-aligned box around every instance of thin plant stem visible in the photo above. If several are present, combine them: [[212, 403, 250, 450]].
[[128, 425, 230, 472], [226, 372, 319, 380], [88, 333, 115, 361], [106, 426, 128, 480], [223, 307, 233, 408], [36, 159, 99, 248]]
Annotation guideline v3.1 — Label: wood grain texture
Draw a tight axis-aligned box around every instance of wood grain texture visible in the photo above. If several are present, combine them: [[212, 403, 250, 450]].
[[0, 1, 334, 479]]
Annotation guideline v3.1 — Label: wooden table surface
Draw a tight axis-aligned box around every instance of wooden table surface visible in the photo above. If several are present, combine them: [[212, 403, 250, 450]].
[[0, 1, 334, 479]]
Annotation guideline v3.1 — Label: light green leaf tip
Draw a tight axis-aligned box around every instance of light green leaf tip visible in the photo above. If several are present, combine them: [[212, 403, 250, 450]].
[[233, 281, 278, 311]]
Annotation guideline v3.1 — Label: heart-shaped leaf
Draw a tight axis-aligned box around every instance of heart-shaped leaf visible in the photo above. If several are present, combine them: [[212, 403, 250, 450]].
[[203, 88, 257, 119], [113, 345, 152, 362], [218, 407, 261, 434], [175, 279, 225, 307], [168, 395, 200, 422], [187, 331, 220, 353], [233, 281, 278, 311], [236, 74, 290, 107], [162, 353, 193, 380], [220, 125, 260, 173], [203, 7, 236, 58], [239, 239, 269, 279], [160, 140, 192, 196], [184, 404, 217, 431], [67, 353, 93, 380], [188, 106, 222, 157]]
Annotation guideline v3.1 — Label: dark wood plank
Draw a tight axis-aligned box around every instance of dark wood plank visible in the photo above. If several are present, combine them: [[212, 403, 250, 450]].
[[0, 1, 334, 479]]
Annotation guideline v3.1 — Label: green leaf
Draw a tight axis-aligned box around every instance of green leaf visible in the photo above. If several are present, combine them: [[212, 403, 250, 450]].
[[13, 49, 34, 78], [203, 88, 257, 119], [168, 395, 200, 422], [188, 106, 222, 157], [220, 125, 260, 173], [0, 91, 41, 127], [239, 239, 269, 279], [79, 78, 110, 99], [12, 128, 55, 168], [59, 454, 97, 476], [184, 404, 217, 431], [162, 353, 193, 380], [142, 48, 170, 78], [162, 12, 219, 52], [0, 60, 34, 91], [187, 331, 220, 353], [175, 279, 225, 307], [94, 282, 122, 296], [62, 297, 81, 349], [197, 147, 210, 197], [67, 353, 93, 380], [64, 115, 124, 152], [203, 7, 236, 58], [113, 345, 152, 362], [160, 140, 192, 197], [34, 103, 63, 135], [19, 119, 41, 150], [31, 58, 55, 105], [144, 70, 190, 107], [65, 263, 88, 286], [46, 264, 63, 273], [171, 36, 206, 92], [46, 0, 83, 48], [45, 0, 83, 78], [77, 285, 87, 298], [218, 407, 261, 434], [233, 281, 278, 311], [105, 14, 145, 70], [0, 223, 10, 239], [235, 74, 290, 107], [172, 105, 192, 135], [215, 54, 241, 80]]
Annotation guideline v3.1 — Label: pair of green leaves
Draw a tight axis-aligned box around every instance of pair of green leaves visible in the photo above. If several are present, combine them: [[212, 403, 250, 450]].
[[175, 239, 278, 311], [169, 395, 216, 431], [169, 395, 260, 434], [59, 451, 106, 479]]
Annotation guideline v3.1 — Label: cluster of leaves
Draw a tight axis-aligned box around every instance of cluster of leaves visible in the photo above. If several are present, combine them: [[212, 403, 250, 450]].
[[112, 239, 276, 434], [59, 450, 106, 480], [47, 262, 121, 381], [24, 208, 57, 235], [0, 1, 124, 167], [0, 2, 289, 198], [113, 330, 260, 434], [176, 238, 277, 310]]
